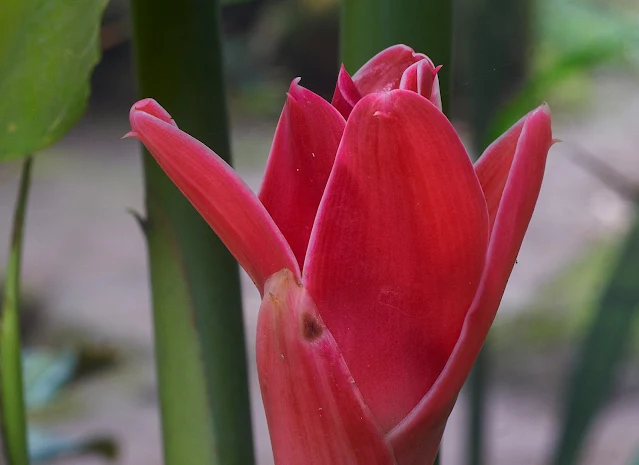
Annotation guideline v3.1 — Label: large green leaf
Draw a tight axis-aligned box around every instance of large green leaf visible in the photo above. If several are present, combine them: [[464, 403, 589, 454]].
[[0, 0, 108, 160]]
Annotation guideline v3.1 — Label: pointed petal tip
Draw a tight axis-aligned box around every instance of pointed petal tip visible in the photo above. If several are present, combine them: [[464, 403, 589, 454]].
[[122, 131, 137, 140], [526, 104, 553, 147], [288, 76, 303, 92], [129, 98, 177, 128], [287, 77, 323, 105], [331, 65, 362, 119], [533, 102, 552, 118]]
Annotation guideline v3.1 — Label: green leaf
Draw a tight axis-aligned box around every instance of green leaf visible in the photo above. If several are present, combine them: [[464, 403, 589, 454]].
[[0, 0, 108, 160], [0, 158, 33, 465], [485, 42, 624, 145], [537, 0, 639, 67], [551, 203, 639, 465], [484, 0, 636, 144]]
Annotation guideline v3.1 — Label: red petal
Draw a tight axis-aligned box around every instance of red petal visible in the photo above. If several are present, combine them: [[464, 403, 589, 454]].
[[304, 90, 489, 432], [257, 270, 396, 465], [331, 65, 363, 119], [352, 44, 425, 96], [389, 106, 553, 461], [473, 112, 528, 230], [129, 99, 300, 293], [259, 80, 346, 268], [399, 60, 442, 110]]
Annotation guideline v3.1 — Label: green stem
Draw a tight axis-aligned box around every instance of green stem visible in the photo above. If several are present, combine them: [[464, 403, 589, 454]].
[[0, 157, 33, 465], [340, 0, 452, 114], [459, 2, 532, 464], [130, 1, 254, 464], [468, 346, 488, 465]]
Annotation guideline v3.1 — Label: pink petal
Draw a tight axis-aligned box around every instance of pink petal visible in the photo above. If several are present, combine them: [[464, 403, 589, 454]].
[[399, 60, 443, 110], [429, 76, 443, 112], [257, 270, 396, 465], [304, 90, 489, 432], [474, 113, 528, 230], [352, 44, 425, 96], [388, 106, 553, 462], [129, 99, 300, 293], [331, 65, 363, 119], [259, 80, 346, 268]]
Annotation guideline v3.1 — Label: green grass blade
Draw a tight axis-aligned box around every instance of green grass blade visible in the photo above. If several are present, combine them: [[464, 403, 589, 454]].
[[130, 0, 255, 463], [0, 157, 33, 465], [551, 205, 639, 465]]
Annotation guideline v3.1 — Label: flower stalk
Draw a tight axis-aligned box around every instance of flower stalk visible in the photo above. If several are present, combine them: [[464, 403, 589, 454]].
[[129, 1, 254, 463], [0, 157, 33, 465]]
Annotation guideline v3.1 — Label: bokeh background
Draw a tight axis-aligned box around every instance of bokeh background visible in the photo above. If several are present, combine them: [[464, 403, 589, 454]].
[[1, 0, 639, 463]]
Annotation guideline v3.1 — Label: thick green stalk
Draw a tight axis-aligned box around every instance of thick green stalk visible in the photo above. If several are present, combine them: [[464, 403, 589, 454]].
[[0, 158, 32, 465], [551, 203, 639, 465], [129, 2, 254, 464], [455, 0, 531, 149], [340, 0, 452, 113], [468, 346, 488, 465], [457, 1, 532, 463]]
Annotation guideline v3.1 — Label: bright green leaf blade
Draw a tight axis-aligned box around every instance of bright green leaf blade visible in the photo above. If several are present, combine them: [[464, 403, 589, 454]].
[[0, 0, 109, 160], [0, 158, 33, 465], [551, 205, 639, 465]]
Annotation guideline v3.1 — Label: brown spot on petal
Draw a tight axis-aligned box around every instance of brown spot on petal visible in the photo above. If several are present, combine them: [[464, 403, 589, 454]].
[[301, 312, 323, 341]]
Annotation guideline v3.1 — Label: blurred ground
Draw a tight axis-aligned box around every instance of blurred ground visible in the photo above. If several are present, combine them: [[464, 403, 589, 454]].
[[0, 50, 639, 465]]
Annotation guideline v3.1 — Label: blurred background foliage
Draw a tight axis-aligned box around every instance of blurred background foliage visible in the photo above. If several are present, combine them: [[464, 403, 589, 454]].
[[1, 0, 638, 464]]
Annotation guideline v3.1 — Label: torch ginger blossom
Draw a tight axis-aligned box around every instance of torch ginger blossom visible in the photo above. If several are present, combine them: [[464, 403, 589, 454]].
[[127, 44, 553, 465]]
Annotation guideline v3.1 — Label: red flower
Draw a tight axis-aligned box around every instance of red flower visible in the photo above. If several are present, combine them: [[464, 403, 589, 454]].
[[128, 44, 553, 465]]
